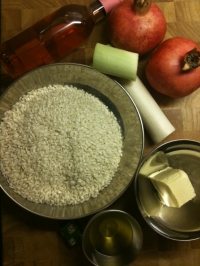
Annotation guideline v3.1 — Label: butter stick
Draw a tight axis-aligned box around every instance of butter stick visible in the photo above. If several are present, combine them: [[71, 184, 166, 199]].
[[148, 167, 196, 208]]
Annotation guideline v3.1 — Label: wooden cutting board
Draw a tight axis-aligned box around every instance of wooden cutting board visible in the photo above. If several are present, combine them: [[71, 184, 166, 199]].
[[1, 0, 200, 265]]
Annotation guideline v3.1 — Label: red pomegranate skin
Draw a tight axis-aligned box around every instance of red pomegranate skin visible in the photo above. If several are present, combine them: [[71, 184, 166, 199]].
[[145, 37, 200, 98], [107, 0, 166, 56]]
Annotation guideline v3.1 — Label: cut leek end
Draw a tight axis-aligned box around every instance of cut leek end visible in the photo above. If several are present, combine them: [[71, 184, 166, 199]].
[[93, 43, 139, 81]]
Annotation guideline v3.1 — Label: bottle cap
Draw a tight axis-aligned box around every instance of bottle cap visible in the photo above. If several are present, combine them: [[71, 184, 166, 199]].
[[99, 0, 123, 14]]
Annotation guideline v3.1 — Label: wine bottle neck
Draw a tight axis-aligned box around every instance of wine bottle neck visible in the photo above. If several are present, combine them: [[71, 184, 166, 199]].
[[88, 0, 106, 24]]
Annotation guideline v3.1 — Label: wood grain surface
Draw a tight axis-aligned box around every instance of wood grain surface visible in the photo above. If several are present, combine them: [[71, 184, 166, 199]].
[[1, 0, 200, 265]]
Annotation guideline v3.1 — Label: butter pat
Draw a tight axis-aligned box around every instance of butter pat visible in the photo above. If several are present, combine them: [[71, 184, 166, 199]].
[[149, 167, 196, 208], [139, 151, 169, 177]]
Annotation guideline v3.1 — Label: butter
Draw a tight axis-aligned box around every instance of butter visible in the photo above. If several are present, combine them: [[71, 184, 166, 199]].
[[149, 167, 196, 208], [139, 151, 169, 177]]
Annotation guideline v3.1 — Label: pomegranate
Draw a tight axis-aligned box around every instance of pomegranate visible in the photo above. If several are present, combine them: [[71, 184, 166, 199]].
[[107, 0, 166, 56], [145, 37, 200, 98]]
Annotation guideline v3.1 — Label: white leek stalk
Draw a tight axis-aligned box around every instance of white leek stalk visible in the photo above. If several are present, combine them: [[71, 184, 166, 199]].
[[117, 77, 175, 143]]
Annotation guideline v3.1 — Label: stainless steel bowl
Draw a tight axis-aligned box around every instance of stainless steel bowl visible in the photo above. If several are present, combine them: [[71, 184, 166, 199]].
[[134, 139, 200, 241], [0, 63, 144, 219], [82, 209, 143, 266]]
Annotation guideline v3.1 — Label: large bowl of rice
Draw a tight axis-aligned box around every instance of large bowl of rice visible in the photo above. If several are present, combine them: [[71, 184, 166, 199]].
[[0, 63, 144, 219]]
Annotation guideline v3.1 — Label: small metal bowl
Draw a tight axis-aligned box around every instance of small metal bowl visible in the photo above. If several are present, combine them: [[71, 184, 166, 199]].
[[134, 139, 200, 241], [82, 209, 143, 266]]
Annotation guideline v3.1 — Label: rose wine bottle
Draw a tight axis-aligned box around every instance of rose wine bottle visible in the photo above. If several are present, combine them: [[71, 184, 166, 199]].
[[0, 0, 123, 79]]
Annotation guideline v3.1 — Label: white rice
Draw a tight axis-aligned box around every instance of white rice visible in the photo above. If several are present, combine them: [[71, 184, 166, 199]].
[[0, 85, 122, 206]]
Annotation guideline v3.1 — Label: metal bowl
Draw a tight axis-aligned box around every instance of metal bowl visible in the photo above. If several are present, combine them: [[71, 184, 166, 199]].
[[0, 63, 144, 219], [134, 139, 200, 241], [82, 209, 143, 266]]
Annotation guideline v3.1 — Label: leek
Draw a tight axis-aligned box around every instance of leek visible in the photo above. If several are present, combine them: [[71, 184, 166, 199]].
[[93, 43, 138, 81]]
